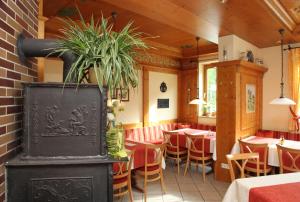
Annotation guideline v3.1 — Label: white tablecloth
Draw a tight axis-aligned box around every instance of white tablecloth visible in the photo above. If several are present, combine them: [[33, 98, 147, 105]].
[[171, 128, 217, 160], [231, 136, 300, 167], [222, 172, 300, 202]]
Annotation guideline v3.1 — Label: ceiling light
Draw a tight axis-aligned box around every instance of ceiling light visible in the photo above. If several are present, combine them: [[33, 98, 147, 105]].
[[270, 29, 296, 106]]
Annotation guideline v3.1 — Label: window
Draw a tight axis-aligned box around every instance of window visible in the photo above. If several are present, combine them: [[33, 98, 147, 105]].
[[203, 67, 217, 116]]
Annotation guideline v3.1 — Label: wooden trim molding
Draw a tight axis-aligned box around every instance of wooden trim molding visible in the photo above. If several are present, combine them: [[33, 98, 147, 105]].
[[263, 0, 296, 31], [122, 119, 178, 129], [143, 65, 179, 74], [122, 122, 143, 130]]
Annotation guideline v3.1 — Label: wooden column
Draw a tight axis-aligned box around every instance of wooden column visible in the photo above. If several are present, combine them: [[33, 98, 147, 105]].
[[37, 0, 48, 82], [143, 67, 149, 127], [211, 60, 268, 182]]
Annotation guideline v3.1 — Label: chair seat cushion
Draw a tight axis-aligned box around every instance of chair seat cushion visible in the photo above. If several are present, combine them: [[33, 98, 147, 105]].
[[190, 151, 211, 158], [137, 165, 159, 172], [167, 146, 187, 153], [246, 162, 272, 171], [113, 176, 128, 185]]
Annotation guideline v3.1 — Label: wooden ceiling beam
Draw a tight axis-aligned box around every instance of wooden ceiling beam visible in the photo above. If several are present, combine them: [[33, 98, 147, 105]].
[[101, 0, 220, 44], [263, 0, 296, 31]]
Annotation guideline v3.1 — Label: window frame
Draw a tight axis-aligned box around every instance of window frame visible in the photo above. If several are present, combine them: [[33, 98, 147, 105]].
[[203, 65, 217, 116]]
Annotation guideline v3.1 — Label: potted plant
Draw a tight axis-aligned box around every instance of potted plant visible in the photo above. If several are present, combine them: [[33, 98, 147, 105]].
[[52, 11, 149, 157]]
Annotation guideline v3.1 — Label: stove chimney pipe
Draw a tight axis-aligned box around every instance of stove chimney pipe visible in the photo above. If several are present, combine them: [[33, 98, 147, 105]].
[[17, 33, 76, 82]]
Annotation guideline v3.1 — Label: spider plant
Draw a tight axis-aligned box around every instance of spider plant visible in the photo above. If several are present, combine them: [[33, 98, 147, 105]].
[[52, 10, 148, 92]]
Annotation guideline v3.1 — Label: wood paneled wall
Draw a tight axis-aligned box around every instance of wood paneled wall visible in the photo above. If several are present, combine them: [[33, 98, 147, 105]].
[[178, 67, 198, 123], [209, 60, 267, 182]]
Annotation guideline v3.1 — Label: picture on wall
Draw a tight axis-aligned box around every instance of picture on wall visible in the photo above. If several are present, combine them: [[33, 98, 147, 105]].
[[246, 84, 256, 113], [118, 88, 129, 102]]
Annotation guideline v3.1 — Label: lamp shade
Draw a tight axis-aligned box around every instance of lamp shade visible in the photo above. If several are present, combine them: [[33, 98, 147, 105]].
[[269, 97, 296, 105], [189, 98, 206, 105]]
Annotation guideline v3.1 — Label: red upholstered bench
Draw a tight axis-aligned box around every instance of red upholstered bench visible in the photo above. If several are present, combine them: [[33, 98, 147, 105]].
[[124, 122, 216, 144], [256, 129, 300, 141]]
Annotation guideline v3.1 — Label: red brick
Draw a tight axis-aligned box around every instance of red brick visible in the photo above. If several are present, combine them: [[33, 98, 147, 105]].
[[0, 108, 5, 115], [0, 148, 17, 164], [7, 71, 20, 80], [16, 15, 28, 30], [0, 58, 14, 70], [0, 1, 15, 19], [0, 78, 14, 88], [7, 106, 22, 114], [0, 19, 14, 36], [0, 192, 4, 201], [0, 127, 5, 135], [16, 1, 28, 15], [0, 98, 14, 106], [14, 97, 23, 105], [7, 138, 21, 150], [0, 39, 14, 53], [28, 69, 37, 77]]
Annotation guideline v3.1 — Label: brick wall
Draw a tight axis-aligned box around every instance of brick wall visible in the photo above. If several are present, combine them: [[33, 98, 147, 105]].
[[0, 0, 38, 200]]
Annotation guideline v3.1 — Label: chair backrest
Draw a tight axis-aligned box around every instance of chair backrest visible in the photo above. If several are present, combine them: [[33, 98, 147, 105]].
[[162, 131, 179, 149], [226, 153, 259, 181], [277, 144, 300, 173], [238, 139, 268, 169], [144, 143, 166, 172], [185, 133, 205, 157], [114, 149, 135, 178]]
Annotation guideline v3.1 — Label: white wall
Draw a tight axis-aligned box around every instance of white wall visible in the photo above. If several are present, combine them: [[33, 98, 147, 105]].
[[44, 59, 63, 82], [261, 45, 291, 131], [117, 70, 143, 124], [149, 71, 178, 123], [218, 35, 261, 62]]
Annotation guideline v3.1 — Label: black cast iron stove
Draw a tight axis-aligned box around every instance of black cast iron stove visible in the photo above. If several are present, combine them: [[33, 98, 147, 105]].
[[5, 34, 118, 202]]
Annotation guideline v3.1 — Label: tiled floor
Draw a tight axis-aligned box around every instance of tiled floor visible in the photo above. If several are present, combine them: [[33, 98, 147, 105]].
[[114, 162, 230, 202]]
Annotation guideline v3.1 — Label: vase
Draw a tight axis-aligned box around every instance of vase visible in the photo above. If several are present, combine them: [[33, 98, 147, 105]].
[[106, 127, 126, 158]]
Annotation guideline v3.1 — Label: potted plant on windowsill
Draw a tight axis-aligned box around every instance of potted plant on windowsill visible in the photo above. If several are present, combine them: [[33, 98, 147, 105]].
[[52, 11, 149, 157]]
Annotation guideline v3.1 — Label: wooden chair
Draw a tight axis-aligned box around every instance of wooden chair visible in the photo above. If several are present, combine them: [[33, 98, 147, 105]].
[[277, 144, 300, 173], [163, 131, 187, 175], [136, 143, 166, 202], [113, 149, 135, 202], [184, 133, 213, 182], [226, 153, 260, 182], [239, 139, 272, 176]]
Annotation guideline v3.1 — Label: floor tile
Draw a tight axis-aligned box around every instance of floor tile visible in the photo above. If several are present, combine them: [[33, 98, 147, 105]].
[[113, 162, 230, 202]]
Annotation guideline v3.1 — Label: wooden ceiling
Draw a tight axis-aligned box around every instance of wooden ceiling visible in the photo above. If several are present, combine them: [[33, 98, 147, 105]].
[[43, 0, 300, 57]]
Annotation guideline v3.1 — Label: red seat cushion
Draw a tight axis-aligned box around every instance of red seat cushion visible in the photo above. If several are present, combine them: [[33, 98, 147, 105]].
[[167, 146, 187, 152], [190, 151, 211, 157], [137, 165, 159, 172], [113, 176, 128, 185], [246, 162, 272, 170]]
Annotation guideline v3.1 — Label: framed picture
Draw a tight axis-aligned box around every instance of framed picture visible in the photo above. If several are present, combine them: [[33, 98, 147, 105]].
[[246, 84, 256, 113], [117, 88, 129, 102]]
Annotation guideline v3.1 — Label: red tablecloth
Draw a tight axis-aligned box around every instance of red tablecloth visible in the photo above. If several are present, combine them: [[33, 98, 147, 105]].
[[249, 182, 300, 202], [113, 142, 156, 172], [170, 128, 215, 153]]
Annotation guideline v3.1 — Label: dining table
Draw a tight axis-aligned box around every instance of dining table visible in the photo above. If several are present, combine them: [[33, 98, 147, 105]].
[[169, 128, 217, 160], [222, 172, 300, 202], [231, 136, 300, 167]]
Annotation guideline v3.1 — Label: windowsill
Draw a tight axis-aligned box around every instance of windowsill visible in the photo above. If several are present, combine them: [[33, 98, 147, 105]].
[[199, 115, 216, 119]]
